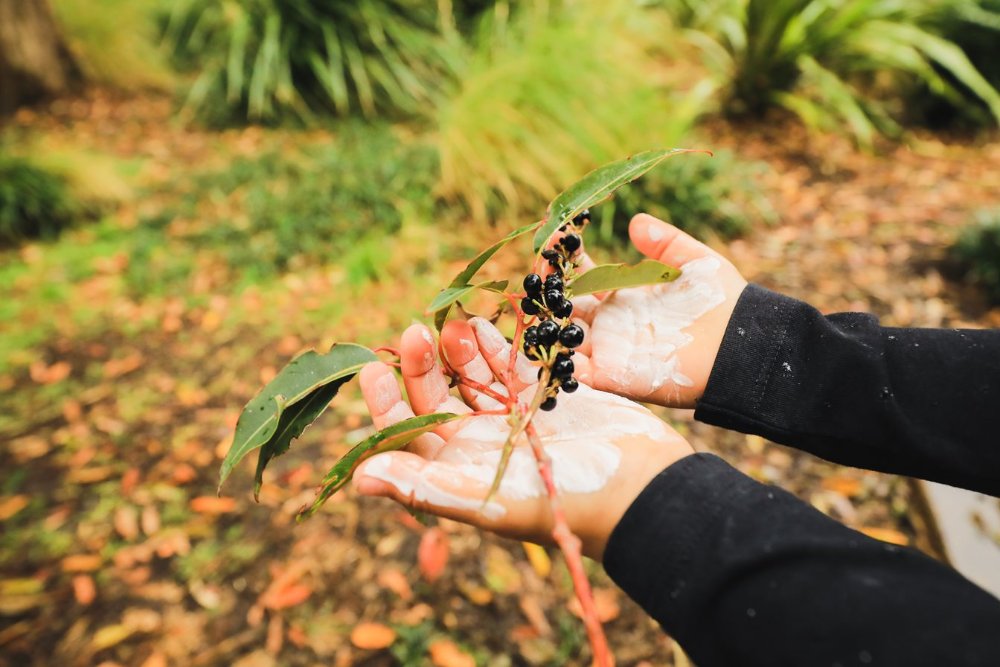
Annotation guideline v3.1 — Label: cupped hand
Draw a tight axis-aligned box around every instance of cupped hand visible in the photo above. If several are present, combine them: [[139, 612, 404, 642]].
[[353, 319, 693, 560], [569, 213, 747, 408]]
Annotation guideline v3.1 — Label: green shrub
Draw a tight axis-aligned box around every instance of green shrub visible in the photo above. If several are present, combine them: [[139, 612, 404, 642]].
[[953, 209, 1000, 302], [658, 0, 1000, 146], [908, 0, 1000, 127], [435, 0, 704, 219], [52, 0, 173, 90], [161, 0, 457, 124], [0, 157, 78, 245], [130, 124, 438, 286], [592, 149, 775, 244]]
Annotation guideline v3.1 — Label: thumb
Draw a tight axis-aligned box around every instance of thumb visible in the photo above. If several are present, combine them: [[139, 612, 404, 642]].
[[353, 452, 507, 525], [628, 213, 716, 267]]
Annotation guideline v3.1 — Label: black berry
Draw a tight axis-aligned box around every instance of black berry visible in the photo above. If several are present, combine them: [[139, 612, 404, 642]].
[[543, 289, 563, 308], [523, 326, 539, 346], [553, 300, 574, 319], [561, 233, 582, 253], [572, 209, 590, 225], [541, 249, 559, 262], [552, 355, 574, 378], [537, 320, 559, 346], [523, 273, 542, 295], [559, 323, 584, 348], [561, 377, 579, 393], [521, 297, 540, 316], [523, 341, 539, 360], [544, 274, 563, 292], [540, 396, 557, 411]]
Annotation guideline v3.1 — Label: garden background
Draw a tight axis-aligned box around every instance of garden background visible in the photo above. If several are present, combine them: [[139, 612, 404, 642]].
[[2, 1, 1000, 665]]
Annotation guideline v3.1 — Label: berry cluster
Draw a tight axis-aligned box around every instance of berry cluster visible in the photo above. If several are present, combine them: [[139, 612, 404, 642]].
[[519, 210, 590, 411]]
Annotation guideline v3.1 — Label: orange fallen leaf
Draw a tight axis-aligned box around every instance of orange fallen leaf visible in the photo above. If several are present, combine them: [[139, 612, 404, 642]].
[[429, 639, 475, 667], [264, 583, 311, 610], [860, 526, 909, 546], [0, 495, 29, 521], [350, 622, 396, 650], [29, 360, 71, 385], [172, 463, 197, 485], [822, 475, 863, 498], [417, 527, 449, 583], [189, 497, 237, 514], [287, 624, 309, 648], [376, 568, 413, 601], [73, 575, 96, 606], [114, 506, 139, 541], [141, 506, 161, 536], [120, 468, 141, 496], [62, 554, 102, 572], [266, 615, 283, 655]]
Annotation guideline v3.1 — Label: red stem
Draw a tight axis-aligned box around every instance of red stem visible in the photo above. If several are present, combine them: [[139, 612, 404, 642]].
[[454, 376, 511, 406], [524, 421, 614, 667]]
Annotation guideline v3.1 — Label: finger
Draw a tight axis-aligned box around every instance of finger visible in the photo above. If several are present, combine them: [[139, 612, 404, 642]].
[[358, 362, 445, 459], [353, 451, 508, 527], [468, 317, 537, 391], [441, 320, 510, 410], [400, 324, 470, 438], [570, 318, 592, 357], [629, 213, 717, 266]]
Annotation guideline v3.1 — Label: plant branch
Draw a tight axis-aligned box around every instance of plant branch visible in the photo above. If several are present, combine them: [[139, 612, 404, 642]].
[[524, 415, 613, 667]]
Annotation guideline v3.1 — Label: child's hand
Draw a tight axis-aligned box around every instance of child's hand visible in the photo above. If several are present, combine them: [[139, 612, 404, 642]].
[[353, 319, 693, 560]]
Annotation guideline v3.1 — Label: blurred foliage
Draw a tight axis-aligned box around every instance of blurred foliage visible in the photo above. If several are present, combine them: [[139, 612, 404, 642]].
[[0, 155, 79, 245], [52, 0, 174, 90], [130, 124, 438, 287], [908, 0, 1000, 127], [435, 0, 707, 219], [658, 0, 1000, 146], [953, 209, 1000, 302], [594, 149, 775, 244], [161, 0, 458, 124]]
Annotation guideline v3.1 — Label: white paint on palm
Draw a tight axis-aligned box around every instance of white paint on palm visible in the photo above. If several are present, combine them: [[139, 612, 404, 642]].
[[590, 256, 725, 396], [361, 384, 671, 520]]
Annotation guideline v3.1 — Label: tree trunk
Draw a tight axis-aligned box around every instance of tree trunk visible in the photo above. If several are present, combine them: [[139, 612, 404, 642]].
[[0, 0, 80, 114]]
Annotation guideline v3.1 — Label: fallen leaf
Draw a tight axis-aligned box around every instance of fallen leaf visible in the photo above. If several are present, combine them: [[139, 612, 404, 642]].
[[429, 639, 475, 667], [263, 583, 311, 610], [860, 526, 909, 545], [91, 624, 133, 652], [522, 542, 551, 578], [822, 475, 863, 498], [73, 575, 96, 606], [350, 622, 396, 650], [286, 624, 308, 648], [518, 595, 552, 636], [30, 360, 71, 384], [141, 506, 161, 536], [567, 587, 620, 623], [120, 468, 141, 496], [376, 568, 413, 601], [62, 554, 102, 572], [417, 527, 449, 583], [140, 652, 168, 667], [114, 506, 139, 540], [190, 496, 237, 514], [0, 495, 29, 521]]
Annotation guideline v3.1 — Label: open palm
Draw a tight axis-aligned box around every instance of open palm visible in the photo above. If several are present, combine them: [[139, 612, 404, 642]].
[[570, 214, 747, 408], [354, 319, 692, 559]]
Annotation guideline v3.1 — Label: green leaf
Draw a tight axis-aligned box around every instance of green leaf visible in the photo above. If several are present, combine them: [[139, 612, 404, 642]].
[[298, 412, 462, 519], [570, 260, 681, 297], [430, 280, 509, 331], [533, 149, 709, 254], [220, 343, 378, 494]]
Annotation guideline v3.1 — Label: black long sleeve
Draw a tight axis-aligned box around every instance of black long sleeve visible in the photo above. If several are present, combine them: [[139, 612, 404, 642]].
[[603, 454, 1000, 667], [695, 284, 1000, 496], [602, 285, 1000, 665]]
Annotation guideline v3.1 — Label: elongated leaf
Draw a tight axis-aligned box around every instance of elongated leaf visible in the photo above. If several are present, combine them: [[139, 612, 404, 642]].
[[430, 280, 508, 331], [220, 343, 378, 492], [434, 222, 534, 295], [533, 149, 709, 254], [570, 260, 681, 297], [298, 412, 462, 519]]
